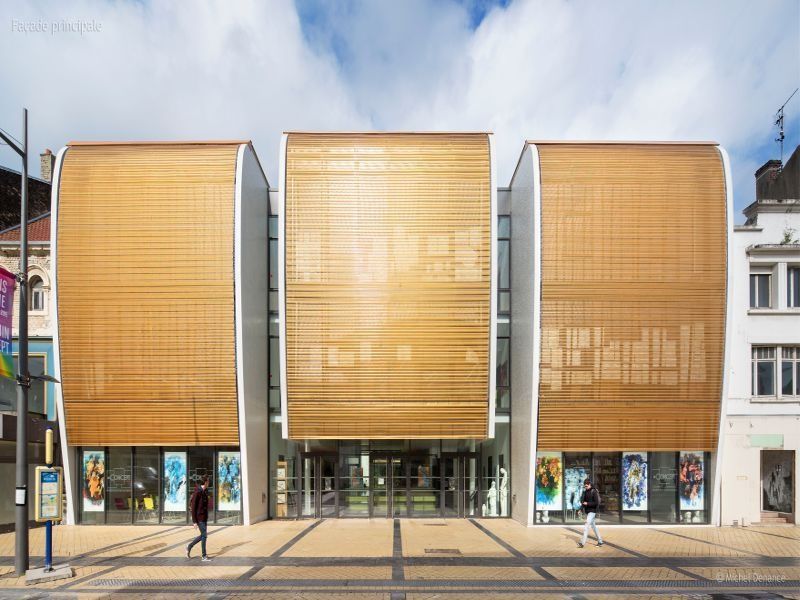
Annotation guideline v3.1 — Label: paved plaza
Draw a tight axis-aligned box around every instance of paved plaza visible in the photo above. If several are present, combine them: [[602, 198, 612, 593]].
[[0, 519, 798, 598]]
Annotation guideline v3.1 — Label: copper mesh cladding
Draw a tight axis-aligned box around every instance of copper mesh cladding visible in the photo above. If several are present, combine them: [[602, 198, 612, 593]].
[[56, 144, 240, 446], [536, 144, 727, 451], [284, 133, 492, 439]]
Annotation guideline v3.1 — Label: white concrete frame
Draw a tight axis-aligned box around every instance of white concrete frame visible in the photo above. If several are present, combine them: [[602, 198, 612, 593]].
[[712, 146, 735, 526], [508, 143, 540, 526], [49, 146, 76, 524], [278, 134, 289, 439]]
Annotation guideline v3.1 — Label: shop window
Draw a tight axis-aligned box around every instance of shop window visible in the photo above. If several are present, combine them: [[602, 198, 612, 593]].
[[133, 447, 159, 524], [188, 447, 215, 521], [788, 267, 800, 308], [592, 453, 620, 523], [749, 272, 771, 308], [649, 452, 678, 523], [752, 346, 776, 396], [107, 447, 132, 524]]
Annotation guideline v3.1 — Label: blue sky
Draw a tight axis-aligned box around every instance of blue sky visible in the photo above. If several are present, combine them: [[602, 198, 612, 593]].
[[0, 0, 798, 221]]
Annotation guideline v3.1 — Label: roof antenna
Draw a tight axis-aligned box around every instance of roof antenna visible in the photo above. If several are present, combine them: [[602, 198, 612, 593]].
[[775, 88, 798, 169]]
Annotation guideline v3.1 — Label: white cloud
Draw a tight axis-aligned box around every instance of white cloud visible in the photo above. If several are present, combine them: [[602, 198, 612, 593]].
[[0, 0, 367, 184], [1, 0, 797, 218]]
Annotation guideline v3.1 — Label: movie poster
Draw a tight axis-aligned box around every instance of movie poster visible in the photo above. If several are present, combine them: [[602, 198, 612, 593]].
[[564, 465, 588, 510], [82, 450, 105, 512], [679, 451, 704, 510], [163, 451, 187, 512], [622, 452, 648, 511], [217, 451, 241, 511], [535, 452, 563, 511]]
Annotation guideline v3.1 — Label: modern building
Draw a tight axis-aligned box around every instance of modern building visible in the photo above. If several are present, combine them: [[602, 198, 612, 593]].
[[509, 142, 730, 526], [721, 144, 799, 526], [50, 134, 732, 526], [51, 141, 268, 525]]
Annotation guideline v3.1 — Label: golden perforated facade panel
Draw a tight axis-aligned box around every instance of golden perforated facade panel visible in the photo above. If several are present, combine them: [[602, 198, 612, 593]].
[[282, 133, 494, 439], [535, 143, 727, 451], [55, 143, 241, 446]]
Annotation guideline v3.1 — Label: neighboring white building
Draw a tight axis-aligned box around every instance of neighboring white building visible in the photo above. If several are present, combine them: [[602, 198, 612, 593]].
[[722, 145, 800, 526]]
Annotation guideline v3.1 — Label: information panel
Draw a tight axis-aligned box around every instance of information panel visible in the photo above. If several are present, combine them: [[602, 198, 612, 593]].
[[35, 466, 63, 522]]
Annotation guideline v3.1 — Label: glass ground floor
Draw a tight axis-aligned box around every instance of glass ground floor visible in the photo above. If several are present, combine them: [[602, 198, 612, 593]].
[[76, 446, 242, 525], [534, 450, 713, 524], [269, 424, 511, 519]]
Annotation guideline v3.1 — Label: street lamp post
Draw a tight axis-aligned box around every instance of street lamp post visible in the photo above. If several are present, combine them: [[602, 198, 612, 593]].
[[0, 108, 31, 575]]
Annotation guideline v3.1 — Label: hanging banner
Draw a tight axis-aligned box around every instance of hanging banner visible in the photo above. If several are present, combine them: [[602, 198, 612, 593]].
[[82, 450, 105, 512], [163, 451, 187, 512], [0, 267, 16, 380], [534, 451, 563, 511], [217, 451, 241, 511], [622, 452, 648, 511], [679, 451, 705, 511]]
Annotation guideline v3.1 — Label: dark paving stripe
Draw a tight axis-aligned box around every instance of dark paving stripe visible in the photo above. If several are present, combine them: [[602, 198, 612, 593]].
[[236, 565, 262, 581], [656, 528, 767, 557], [469, 518, 525, 558], [392, 518, 404, 581], [564, 526, 649, 558], [78, 577, 800, 589], [668, 564, 710, 581], [55, 564, 119, 590], [740, 527, 800, 542], [469, 518, 557, 580], [269, 519, 323, 557], [9, 553, 800, 570]]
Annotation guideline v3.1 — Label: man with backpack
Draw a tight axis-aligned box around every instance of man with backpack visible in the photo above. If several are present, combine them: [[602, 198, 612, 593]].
[[186, 475, 212, 561], [577, 477, 604, 548]]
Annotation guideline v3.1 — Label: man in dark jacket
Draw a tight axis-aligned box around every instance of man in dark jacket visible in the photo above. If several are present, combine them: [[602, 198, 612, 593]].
[[186, 476, 212, 561], [578, 478, 604, 548]]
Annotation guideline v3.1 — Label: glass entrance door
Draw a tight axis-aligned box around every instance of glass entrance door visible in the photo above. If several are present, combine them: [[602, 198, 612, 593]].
[[442, 453, 480, 517], [370, 455, 406, 517], [300, 453, 337, 518]]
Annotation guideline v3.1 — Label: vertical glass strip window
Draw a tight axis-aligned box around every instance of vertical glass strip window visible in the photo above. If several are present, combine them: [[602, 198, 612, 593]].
[[788, 267, 800, 308], [498, 240, 510, 289]]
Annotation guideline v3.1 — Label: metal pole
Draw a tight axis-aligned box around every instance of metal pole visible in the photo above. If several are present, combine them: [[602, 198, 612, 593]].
[[44, 428, 53, 572], [14, 108, 29, 575]]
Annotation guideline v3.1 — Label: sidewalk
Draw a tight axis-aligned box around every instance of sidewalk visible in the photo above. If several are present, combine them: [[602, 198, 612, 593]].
[[0, 518, 798, 598]]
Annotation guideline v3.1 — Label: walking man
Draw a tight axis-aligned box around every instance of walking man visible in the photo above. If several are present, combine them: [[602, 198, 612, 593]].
[[577, 477, 604, 548], [186, 475, 212, 561]]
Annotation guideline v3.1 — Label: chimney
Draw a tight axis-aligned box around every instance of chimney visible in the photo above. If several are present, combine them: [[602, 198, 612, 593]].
[[755, 159, 782, 200], [40, 148, 55, 183]]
